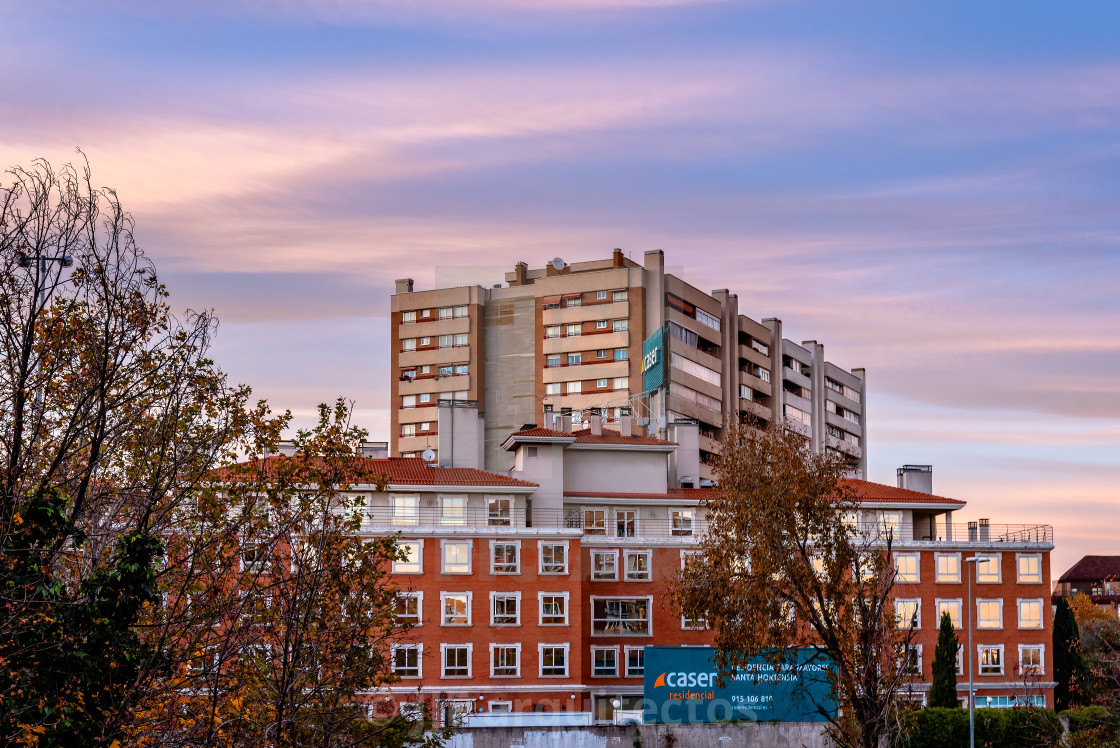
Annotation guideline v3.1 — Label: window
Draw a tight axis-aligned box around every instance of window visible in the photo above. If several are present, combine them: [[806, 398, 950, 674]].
[[878, 511, 903, 536], [614, 349, 628, 360], [489, 701, 512, 713], [625, 550, 651, 581], [454, 305, 468, 318], [419, 392, 431, 404], [545, 325, 561, 338], [401, 338, 417, 351], [401, 310, 417, 323], [392, 645, 422, 677], [612, 289, 628, 302], [392, 496, 418, 526], [894, 553, 920, 583], [419, 337, 431, 346], [540, 644, 569, 677], [616, 510, 637, 537], [441, 644, 471, 677], [613, 319, 628, 332], [936, 599, 962, 629], [895, 599, 920, 629], [936, 553, 961, 583], [420, 309, 431, 318], [1018, 599, 1043, 629], [438, 335, 453, 348], [626, 646, 645, 677], [565, 324, 581, 337], [546, 355, 561, 367], [454, 334, 468, 347], [592, 597, 651, 635], [393, 541, 422, 573], [979, 645, 1003, 675], [974, 554, 1001, 583], [597, 349, 608, 358], [567, 381, 582, 394], [596, 320, 608, 329], [584, 508, 606, 535], [441, 540, 471, 574], [614, 377, 629, 390], [400, 423, 417, 437], [592, 647, 618, 677], [565, 295, 582, 308], [395, 592, 422, 625], [490, 541, 519, 574], [491, 645, 520, 677], [1019, 644, 1044, 675], [441, 593, 471, 626], [596, 290, 608, 300], [402, 394, 417, 408], [567, 352, 581, 366], [487, 497, 512, 526], [1017, 554, 1042, 584], [592, 550, 618, 581], [545, 382, 561, 396], [682, 611, 708, 630], [670, 353, 721, 386], [438, 306, 453, 320], [596, 378, 608, 388], [540, 593, 569, 625], [900, 644, 923, 676], [670, 509, 694, 536], [440, 496, 465, 526], [490, 592, 520, 625], [696, 308, 720, 331], [540, 542, 568, 574], [241, 542, 269, 574], [977, 599, 1002, 629]]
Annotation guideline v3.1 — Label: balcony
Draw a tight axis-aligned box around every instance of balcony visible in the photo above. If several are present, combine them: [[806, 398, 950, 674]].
[[850, 520, 1053, 547]]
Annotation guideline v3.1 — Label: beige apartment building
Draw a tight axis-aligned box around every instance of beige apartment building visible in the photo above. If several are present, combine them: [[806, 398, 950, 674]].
[[390, 249, 867, 481]]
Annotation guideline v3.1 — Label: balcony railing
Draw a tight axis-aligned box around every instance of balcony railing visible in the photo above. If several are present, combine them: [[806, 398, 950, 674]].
[[851, 521, 1053, 545]]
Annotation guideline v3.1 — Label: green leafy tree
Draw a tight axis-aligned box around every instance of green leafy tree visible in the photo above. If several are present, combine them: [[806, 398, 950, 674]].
[[672, 420, 917, 748], [928, 611, 959, 709], [1055, 597, 1090, 711]]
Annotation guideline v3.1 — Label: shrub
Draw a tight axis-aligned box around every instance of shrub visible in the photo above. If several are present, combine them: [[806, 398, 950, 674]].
[[903, 707, 1064, 748]]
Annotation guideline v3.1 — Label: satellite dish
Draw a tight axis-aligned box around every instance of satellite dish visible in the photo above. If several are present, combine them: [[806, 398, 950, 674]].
[[421, 448, 436, 463], [551, 257, 565, 271]]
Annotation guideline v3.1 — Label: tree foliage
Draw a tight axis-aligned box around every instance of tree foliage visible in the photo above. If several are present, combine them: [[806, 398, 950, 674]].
[[671, 420, 916, 748], [1055, 597, 1090, 711], [0, 157, 434, 747], [928, 611, 959, 709]]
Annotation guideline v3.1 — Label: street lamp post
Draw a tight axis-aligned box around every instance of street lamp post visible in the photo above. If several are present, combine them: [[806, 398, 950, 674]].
[[964, 555, 982, 748]]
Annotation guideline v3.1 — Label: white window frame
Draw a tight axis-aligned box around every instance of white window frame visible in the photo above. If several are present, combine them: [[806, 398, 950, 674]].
[[1016, 553, 1043, 584], [488, 700, 513, 713], [978, 644, 1004, 676], [391, 495, 419, 526], [538, 643, 570, 677], [391, 643, 423, 678], [440, 643, 473, 678], [895, 598, 921, 629], [566, 380, 582, 394], [489, 539, 521, 575], [440, 495, 466, 526], [615, 509, 638, 538], [935, 552, 961, 583], [545, 382, 561, 396], [591, 645, 620, 677], [596, 320, 608, 329], [592, 550, 619, 581], [440, 592, 473, 626], [670, 508, 694, 537], [1018, 643, 1045, 675], [625, 645, 645, 677], [591, 596, 653, 636], [583, 507, 607, 536], [539, 592, 570, 626], [539, 541, 569, 575], [974, 554, 1002, 584], [440, 539, 472, 574], [1017, 598, 1044, 630], [393, 540, 424, 574], [489, 643, 521, 677], [956, 643, 964, 676], [489, 591, 521, 626], [596, 290, 608, 300], [624, 549, 651, 582], [976, 598, 1003, 630], [395, 591, 424, 626], [899, 643, 923, 676], [894, 553, 920, 583], [487, 496, 512, 526], [936, 598, 963, 629]]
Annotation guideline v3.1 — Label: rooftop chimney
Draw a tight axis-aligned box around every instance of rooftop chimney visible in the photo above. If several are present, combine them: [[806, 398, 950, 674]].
[[619, 407, 632, 437], [897, 465, 933, 494], [560, 407, 572, 433], [394, 278, 414, 294], [543, 403, 555, 431], [590, 411, 602, 436], [612, 248, 624, 267]]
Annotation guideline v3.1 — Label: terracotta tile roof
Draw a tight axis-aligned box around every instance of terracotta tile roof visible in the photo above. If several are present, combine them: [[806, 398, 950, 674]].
[[504, 426, 676, 447], [1058, 555, 1120, 583], [841, 479, 965, 506], [219, 456, 537, 488], [564, 488, 720, 500]]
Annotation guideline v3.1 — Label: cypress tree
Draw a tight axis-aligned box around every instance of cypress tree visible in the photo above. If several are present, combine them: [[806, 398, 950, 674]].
[[1054, 597, 1088, 710], [929, 610, 960, 708]]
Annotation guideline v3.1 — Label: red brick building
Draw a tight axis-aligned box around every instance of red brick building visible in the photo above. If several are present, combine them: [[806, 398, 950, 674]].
[[354, 414, 1055, 724]]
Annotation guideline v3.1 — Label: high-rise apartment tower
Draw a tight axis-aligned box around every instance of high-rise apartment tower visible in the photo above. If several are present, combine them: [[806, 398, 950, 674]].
[[389, 249, 867, 480]]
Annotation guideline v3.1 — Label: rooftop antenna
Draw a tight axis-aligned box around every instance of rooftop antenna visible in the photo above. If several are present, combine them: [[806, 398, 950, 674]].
[[421, 448, 436, 464]]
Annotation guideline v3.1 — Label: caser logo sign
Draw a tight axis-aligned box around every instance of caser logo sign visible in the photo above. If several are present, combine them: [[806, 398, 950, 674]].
[[654, 671, 718, 689]]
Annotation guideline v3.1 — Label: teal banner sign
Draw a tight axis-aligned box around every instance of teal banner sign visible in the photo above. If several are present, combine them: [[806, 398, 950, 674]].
[[641, 326, 667, 393], [642, 647, 834, 724]]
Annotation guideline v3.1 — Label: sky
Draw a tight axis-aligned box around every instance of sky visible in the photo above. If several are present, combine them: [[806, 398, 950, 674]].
[[2, 0, 1117, 575]]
